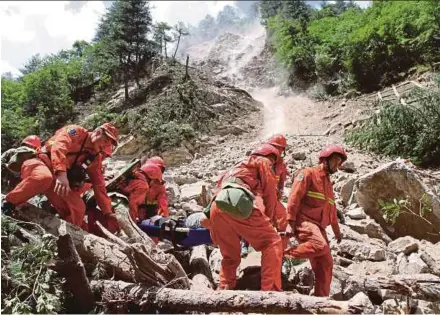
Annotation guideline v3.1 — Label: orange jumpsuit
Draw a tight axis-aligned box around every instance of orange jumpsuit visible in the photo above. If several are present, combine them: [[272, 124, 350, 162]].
[[273, 159, 288, 247], [210, 155, 282, 291], [119, 171, 150, 221], [144, 181, 169, 217], [6, 125, 113, 228], [285, 164, 341, 297]]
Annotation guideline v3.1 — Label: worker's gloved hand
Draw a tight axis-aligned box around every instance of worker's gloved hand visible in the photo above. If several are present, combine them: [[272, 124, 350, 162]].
[[1, 200, 15, 216]]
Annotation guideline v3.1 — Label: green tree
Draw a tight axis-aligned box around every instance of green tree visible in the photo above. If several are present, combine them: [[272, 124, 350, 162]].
[[198, 14, 218, 40], [260, 0, 284, 25], [153, 22, 173, 58], [216, 5, 240, 30], [172, 21, 190, 60], [96, 0, 154, 99]]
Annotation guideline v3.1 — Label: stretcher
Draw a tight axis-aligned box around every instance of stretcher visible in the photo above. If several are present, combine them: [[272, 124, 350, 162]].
[[137, 219, 213, 250]]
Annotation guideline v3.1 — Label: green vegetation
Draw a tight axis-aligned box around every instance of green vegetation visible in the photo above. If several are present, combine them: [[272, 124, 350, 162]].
[[263, 0, 440, 93], [1, 0, 191, 151], [1, 217, 65, 314], [346, 80, 440, 166]]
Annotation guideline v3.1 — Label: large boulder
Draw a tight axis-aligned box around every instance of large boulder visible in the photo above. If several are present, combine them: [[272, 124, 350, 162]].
[[355, 160, 440, 242], [180, 181, 209, 202], [387, 236, 419, 255], [420, 241, 440, 276], [396, 252, 429, 274], [345, 218, 392, 244], [337, 239, 387, 261]]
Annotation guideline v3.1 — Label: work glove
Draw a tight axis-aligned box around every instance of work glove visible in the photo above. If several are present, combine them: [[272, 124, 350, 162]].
[[1, 200, 15, 216]]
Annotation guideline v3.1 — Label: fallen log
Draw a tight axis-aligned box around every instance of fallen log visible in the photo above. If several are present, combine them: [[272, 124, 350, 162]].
[[12, 201, 136, 282], [344, 273, 440, 302], [48, 233, 95, 313], [91, 279, 368, 314], [10, 198, 189, 288], [189, 245, 214, 290]]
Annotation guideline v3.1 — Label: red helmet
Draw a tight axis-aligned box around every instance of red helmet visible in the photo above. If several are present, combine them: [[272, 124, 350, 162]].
[[251, 143, 281, 163], [146, 156, 166, 170], [100, 123, 119, 144], [267, 134, 287, 150], [140, 163, 163, 181], [319, 144, 347, 162], [22, 135, 41, 149]]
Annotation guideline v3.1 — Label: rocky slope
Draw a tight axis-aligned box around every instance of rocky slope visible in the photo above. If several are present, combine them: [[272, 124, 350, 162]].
[[102, 25, 440, 314]]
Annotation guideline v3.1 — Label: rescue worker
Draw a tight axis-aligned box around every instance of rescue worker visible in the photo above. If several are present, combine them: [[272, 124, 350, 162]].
[[3, 123, 119, 229], [209, 143, 283, 291], [119, 162, 163, 222], [285, 144, 346, 297], [1, 135, 42, 193], [143, 156, 169, 217], [265, 134, 289, 245]]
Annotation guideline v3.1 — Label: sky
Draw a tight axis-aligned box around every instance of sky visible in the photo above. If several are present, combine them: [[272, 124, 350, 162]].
[[0, 1, 371, 77]]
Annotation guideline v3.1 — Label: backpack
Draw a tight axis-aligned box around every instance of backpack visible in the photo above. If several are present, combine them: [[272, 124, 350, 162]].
[[214, 182, 255, 219], [6, 146, 36, 174]]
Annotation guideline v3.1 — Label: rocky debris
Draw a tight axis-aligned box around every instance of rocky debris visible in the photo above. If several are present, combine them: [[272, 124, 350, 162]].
[[180, 182, 209, 202], [340, 178, 356, 206], [355, 160, 440, 242], [345, 207, 367, 220], [340, 161, 357, 173], [208, 248, 222, 285], [291, 151, 307, 160], [345, 218, 392, 244], [348, 292, 374, 314], [396, 252, 429, 274], [387, 236, 419, 255], [181, 200, 204, 213], [337, 239, 386, 261], [347, 260, 395, 276], [420, 241, 440, 276]]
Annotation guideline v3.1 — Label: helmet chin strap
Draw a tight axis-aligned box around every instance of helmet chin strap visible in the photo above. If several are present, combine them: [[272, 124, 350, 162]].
[[323, 159, 336, 174]]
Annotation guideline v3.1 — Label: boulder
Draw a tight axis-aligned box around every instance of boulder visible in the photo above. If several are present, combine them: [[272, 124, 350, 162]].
[[346, 207, 367, 220], [387, 236, 419, 255], [348, 292, 374, 314], [161, 147, 193, 166], [345, 218, 392, 244], [340, 162, 357, 173], [292, 151, 307, 160], [180, 182, 209, 202], [355, 160, 440, 242], [420, 241, 440, 276], [337, 239, 386, 261], [165, 182, 180, 205], [347, 260, 395, 276], [340, 179, 356, 206], [397, 252, 429, 274], [208, 248, 222, 285]]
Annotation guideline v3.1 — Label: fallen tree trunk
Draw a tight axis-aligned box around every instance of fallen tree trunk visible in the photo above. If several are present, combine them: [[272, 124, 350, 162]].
[[11, 198, 189, 288], [91, 279, 367, 314], [189, 245, 214, 290], [344, 273, 440, 302], [12, 201, 135, 282], [49, 234, 95, 313]]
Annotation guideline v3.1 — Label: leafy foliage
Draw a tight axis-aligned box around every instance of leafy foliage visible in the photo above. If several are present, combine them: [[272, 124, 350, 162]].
[[265, 0, 440, 92], [346, 85, 440, 166], [1, 217, 65, 314]]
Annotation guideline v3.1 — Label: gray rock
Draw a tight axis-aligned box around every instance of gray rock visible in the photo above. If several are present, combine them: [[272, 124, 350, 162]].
[[346, 207, 367, 220], [340, 162, 356, 173], [397, 252, 429, 274], [348, 292, 374, 314], [208, 248, 222, 285], [347, 260, 395, 276], [338, 239, 386, 261], [165, 182, 181, 205], [355, 160, 440, 243], [330, 278, 343, 300], [292, 151, 307, 160], [180, 181, 208, 202], [388, 236, 419, 255], [420, 241, 440, 276], [345, 218, 392, 244], [340, 179, 356, 205]]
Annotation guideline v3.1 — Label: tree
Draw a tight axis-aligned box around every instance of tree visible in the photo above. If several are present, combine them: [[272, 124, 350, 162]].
[[96, 0, 154, 99], [280, 0, 311, 30], [198, 15, 217, 40], [19, 54, 44, 76], [153, 22, 173, 58], [172, 21, 189, 60], [259, 0, 284, 25], [216, 5, 239, 30]]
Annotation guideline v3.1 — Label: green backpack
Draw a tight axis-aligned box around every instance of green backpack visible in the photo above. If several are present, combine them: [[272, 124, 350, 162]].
[[6, 146, 36, 174], [213, 182, 255, 219]]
